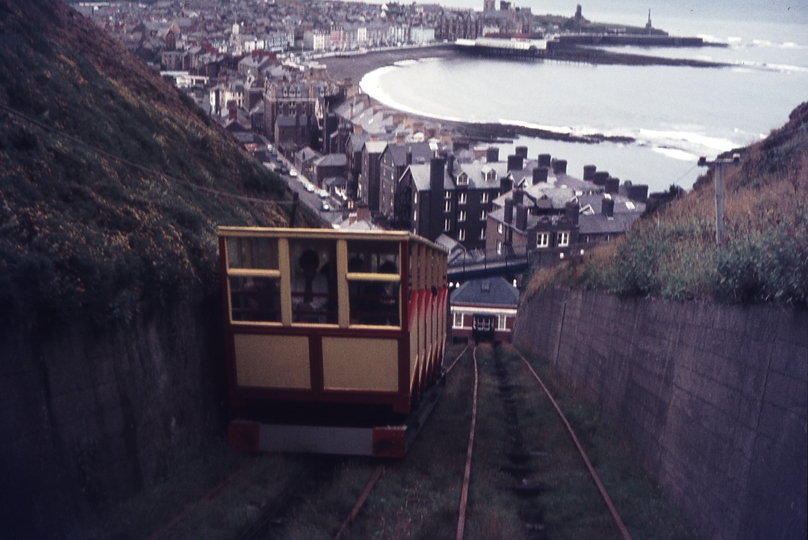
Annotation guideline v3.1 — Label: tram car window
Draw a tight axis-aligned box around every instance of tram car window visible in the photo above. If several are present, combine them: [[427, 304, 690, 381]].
[[227, 236, 281, 322], [346, 239, 401, 326], [288, 239, 337, 324]]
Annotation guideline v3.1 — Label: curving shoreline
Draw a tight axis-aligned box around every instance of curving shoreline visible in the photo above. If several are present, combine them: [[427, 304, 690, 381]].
[[319, 43, 728, 146]]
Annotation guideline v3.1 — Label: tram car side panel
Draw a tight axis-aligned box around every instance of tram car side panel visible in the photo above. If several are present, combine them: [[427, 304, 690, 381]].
[[219, 228, 448, 419]]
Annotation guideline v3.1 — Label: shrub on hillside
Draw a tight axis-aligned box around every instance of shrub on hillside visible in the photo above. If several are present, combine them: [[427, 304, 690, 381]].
[[714, 217, 808, 305]]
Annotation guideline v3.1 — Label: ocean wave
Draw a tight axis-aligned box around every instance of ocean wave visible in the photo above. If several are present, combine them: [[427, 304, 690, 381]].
[[728, 60, 808, 73], [652, 147, 700, 162], [638, 128, 737, 154]]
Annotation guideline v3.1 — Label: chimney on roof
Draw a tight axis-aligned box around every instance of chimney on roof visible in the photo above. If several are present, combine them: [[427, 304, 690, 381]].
[[532, 167, 549, 184], [538, 153, 552, 168], [513, 188, 524, 205], [486, 146, 499, 163], [565, 201, 579, 225], [515, 146, 528, 159], [356, 203, 371, 221], [602, 197, 615, 218], [628, 183, 649, 203], [447, 154, 455, 177], [516, 203, 528, 231], [406, 146, 413, 165], [583, 164, 596, 181], [507, 154, 524, 171], [430, 156, 445, 193], [552, 159, 567, 174], [593, 171, 609, 186], [605, 177, 620, 194], [504, 198, 514, 223], [500, 176, 513, 195]]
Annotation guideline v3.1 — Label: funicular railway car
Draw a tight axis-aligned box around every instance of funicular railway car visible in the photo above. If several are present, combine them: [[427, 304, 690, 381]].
[[218, 227, 448, 457]]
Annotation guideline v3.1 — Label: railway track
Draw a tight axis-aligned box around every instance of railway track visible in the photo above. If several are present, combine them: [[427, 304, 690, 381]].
[[450, 344, 631, 540], [141, 344, 689, 539], [322, 342, 631, 540]]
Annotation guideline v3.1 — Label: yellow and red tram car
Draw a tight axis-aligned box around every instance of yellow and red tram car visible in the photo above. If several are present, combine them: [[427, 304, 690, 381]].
[[218, 227, 448, 455]]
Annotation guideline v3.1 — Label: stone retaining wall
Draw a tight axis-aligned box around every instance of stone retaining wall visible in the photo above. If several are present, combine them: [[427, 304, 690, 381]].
[[512, 289, 806, 540], [0, 298, 226, 539]]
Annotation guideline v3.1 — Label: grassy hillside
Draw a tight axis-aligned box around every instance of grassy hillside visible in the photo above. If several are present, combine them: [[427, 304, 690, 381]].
[[527, 101, 808, 307], [0, 0, 317, 326]]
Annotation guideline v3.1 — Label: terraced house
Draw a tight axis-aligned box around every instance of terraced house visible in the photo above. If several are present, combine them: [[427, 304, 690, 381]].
[[379, 141, 435, 222], [264, 79, 341, 153]]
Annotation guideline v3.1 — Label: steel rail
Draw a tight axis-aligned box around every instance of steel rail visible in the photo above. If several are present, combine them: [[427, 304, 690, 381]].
[[145, 458, 257, 540], [455, 345, 479, 540], [446, 343, 471, 373], [333, 464, 385, 540], [516, 351, 633, 540]]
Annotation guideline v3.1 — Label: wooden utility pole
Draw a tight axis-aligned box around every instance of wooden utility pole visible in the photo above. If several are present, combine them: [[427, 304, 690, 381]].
[[698, 153, 741, 247]]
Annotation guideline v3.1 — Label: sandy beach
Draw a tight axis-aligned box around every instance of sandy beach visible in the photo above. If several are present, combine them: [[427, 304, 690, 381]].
[[319, 44, 457, 85]]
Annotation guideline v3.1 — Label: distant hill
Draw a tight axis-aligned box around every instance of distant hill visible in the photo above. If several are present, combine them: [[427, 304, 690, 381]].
[[0, 0, 315, 326], [527, 101, 808, 307]]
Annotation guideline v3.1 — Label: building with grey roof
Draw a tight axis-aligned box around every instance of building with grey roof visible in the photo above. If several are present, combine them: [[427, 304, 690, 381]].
[[358, 140, 388, 213], [379, 141, 436, 220], [577, 193, 646, 243], [396, 157, 455, 241], [450, 277, 520, 343]]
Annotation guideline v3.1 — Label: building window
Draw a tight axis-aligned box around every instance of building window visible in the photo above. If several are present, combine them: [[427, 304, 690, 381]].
[[480, 210, 486, 220], [479, 228, 486, 240], [458, 228, 466, 241], [536, 233, 549, 248], [457, 173, 468, 185], [557, 231, 569, 247], [498, 315, 507, 329], [496, 240, 502, 254], [414, 192, 418, 204], [444, 190, 451, 199], [481, 192, 489, 204], [458, 192, 467, 205], [497, 223, 503, 234], [444, 200, 451, 213], [413, 209, 417, 221], [444, 218, 451, 231], [453, 311, 463, 328], [458, 210, 466, 222]]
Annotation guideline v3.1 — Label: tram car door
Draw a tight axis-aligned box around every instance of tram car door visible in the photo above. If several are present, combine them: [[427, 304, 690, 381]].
[[472, 313, 496, 343]]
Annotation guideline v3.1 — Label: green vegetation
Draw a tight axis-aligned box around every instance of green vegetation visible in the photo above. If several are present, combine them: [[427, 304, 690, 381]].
[[0, 0, 319, 327], [526, 101, 808, 307]]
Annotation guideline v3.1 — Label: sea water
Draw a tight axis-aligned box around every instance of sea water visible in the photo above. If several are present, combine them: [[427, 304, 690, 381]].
[[357, 0, 808, 192]]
